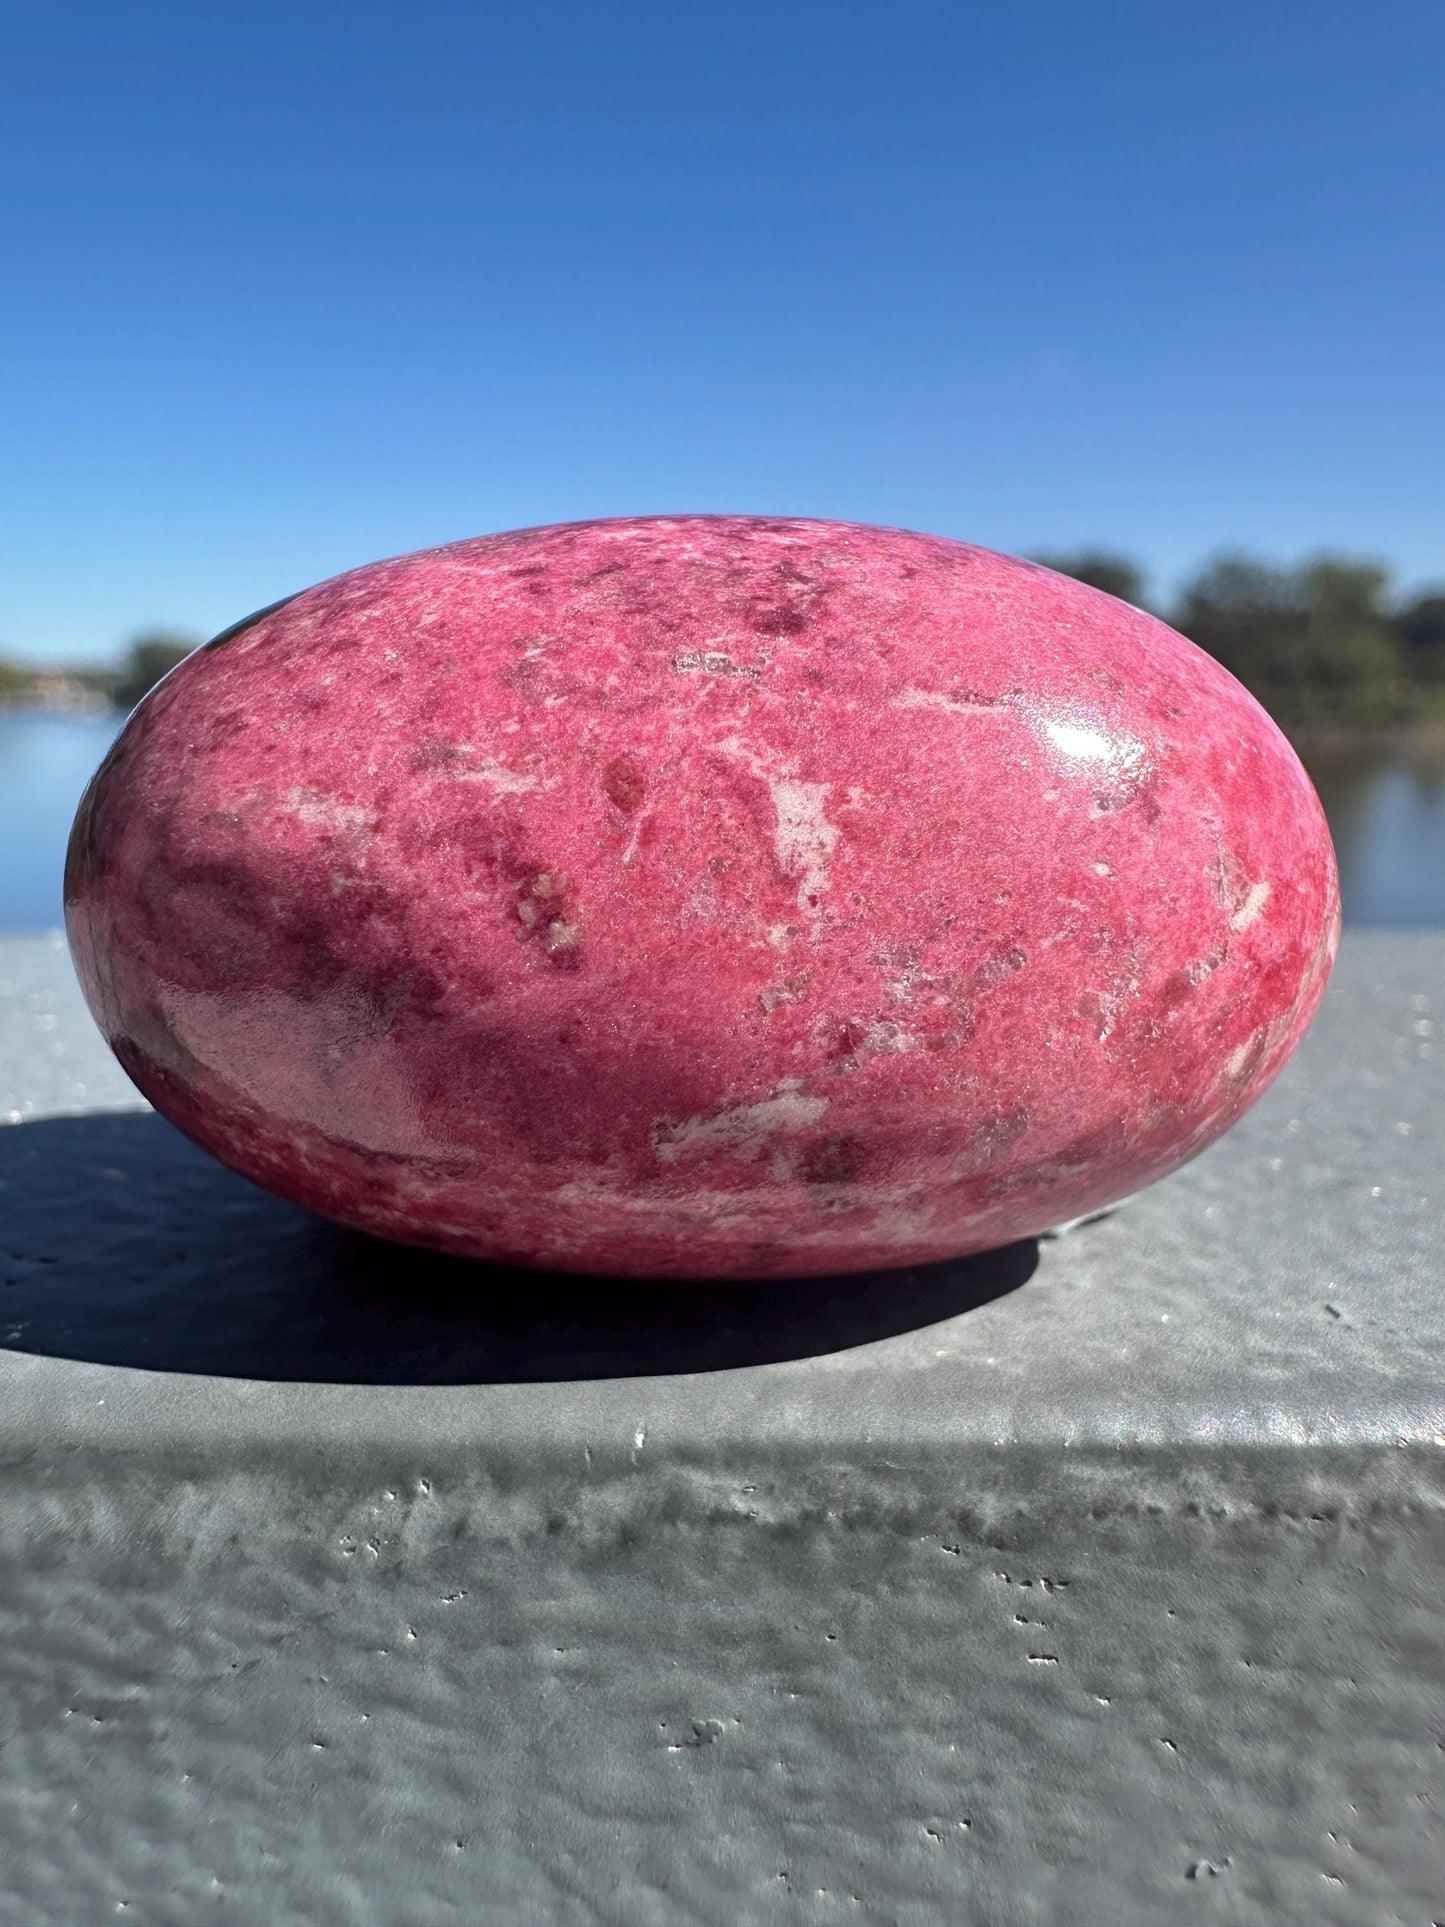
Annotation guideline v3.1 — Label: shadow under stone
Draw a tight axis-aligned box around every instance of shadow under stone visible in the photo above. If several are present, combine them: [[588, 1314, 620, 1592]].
[[0, 1112, 1038, 1384]]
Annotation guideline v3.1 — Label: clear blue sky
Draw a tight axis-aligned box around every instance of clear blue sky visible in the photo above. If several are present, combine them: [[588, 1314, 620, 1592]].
[[3, 0, 1442, 661]]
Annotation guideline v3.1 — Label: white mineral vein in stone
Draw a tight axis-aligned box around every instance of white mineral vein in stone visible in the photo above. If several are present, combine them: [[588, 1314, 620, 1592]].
[[654, 1090, 830, 1164], [769, 778, 840, 915], [1231, 880, 1272, 931], [716, 737, 840, 917]]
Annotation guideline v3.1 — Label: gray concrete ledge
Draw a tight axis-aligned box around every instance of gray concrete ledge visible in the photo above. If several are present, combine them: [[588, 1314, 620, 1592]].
[[0, 932, 1441, 1924]]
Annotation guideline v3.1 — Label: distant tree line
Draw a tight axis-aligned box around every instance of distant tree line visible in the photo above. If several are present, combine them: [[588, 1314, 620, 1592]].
[[107, 631, 202, 710], [4, 558, 1445, 734], [0, 630, 201, 715], [1033, 551, 1445, 732]]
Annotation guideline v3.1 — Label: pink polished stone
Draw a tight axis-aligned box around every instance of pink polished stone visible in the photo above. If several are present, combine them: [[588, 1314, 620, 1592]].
[[66, 517, 1338, 1279]]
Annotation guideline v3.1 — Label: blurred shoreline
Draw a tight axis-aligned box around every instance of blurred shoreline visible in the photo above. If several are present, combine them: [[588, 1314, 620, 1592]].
[[0, 677, 116, 717], [0, 633, 199, 717], [1290, 719, 1445, 754]]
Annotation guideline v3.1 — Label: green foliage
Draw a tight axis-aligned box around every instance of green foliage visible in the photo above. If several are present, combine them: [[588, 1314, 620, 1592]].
[[1031, 551, 1149, 609], [1171, 553, 1415, 728], [1396, 592, 1445, 682], [112, 630, 202, 711], [1045, 549, 1445, 731]]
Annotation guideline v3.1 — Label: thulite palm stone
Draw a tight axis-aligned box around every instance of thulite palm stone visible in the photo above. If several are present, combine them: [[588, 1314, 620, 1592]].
[[66, 517, 1338, 1279]]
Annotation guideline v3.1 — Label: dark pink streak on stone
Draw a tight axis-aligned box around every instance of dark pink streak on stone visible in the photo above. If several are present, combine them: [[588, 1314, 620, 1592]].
[[65, 517, 1339, 1279]]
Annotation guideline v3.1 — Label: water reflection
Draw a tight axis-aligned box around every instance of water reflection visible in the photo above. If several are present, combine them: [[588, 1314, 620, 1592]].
[[0, 710, 120, 933], [1301, 746, 1445, 927]]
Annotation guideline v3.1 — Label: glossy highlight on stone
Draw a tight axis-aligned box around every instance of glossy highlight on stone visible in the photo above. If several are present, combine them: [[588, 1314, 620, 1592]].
[[65, 517, 1339, 1279]]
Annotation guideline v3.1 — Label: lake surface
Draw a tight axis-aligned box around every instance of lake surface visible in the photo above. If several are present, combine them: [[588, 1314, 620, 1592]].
[[1, 712, 123, 934], [1, 711, 1442, 933]]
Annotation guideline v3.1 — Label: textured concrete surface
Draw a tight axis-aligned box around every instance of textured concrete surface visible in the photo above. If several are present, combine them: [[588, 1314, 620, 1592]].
[[0, 932, 1442, 1924]]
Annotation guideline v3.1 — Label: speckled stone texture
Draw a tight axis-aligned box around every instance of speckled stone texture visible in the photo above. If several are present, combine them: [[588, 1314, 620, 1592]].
[[65, 517, 1338, 1276]]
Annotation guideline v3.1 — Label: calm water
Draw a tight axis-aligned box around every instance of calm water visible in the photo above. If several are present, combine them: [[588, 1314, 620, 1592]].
[[1, 712, 122, 934], [1304, 748, 1445, 927], [1, 711, 1442, 932]]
